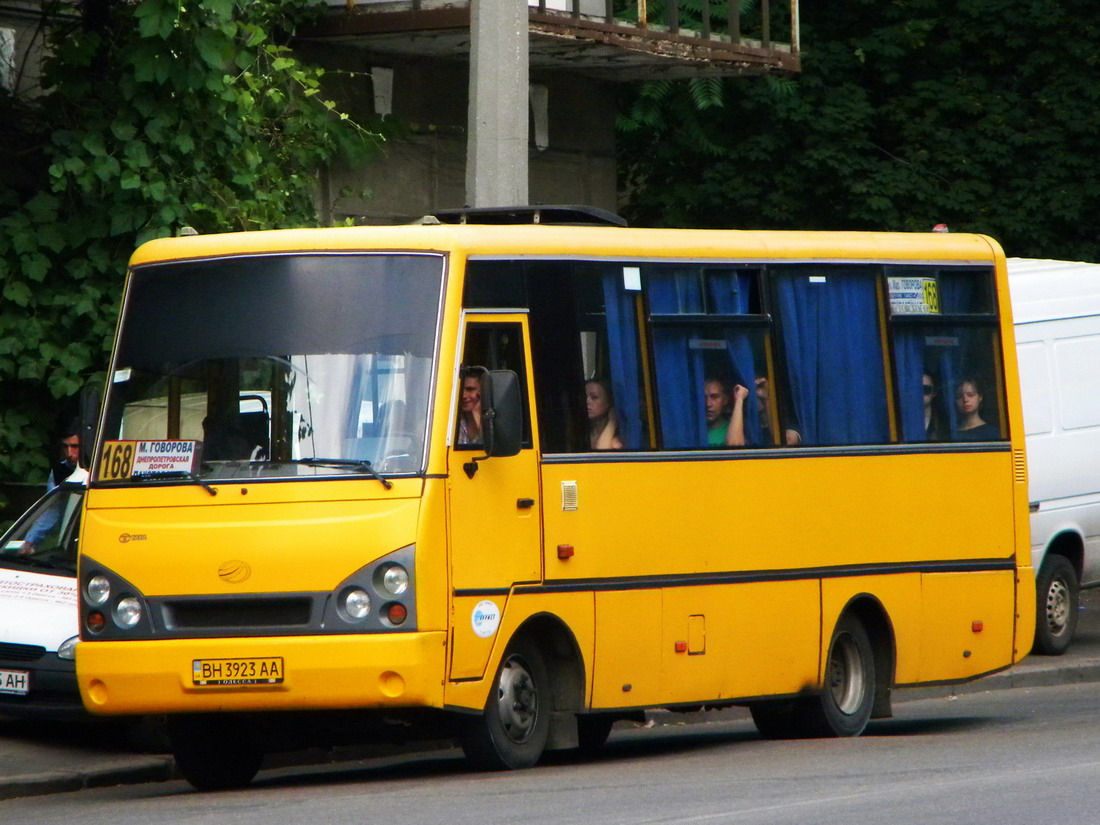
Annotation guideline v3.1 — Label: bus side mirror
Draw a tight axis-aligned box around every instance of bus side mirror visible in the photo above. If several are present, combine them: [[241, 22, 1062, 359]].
[[79, 379, 102, 471], [484, 370, 522, 458]]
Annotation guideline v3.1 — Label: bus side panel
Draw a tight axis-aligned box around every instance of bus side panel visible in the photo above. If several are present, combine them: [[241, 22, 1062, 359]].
[[449, 594, 508, 680], [1015, 564, 1036, 662], [918, 571, 1017, 682], [591, 590, 663, 708], [444, 591, 595, 711], [661, 581, 819, 704]]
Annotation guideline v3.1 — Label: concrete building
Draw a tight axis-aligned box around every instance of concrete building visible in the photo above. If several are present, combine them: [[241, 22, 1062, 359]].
[[297, 0, 800, 223]]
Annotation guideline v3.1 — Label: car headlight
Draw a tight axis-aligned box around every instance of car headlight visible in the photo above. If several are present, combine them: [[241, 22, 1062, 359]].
[[86, 575, 111, 606], [57, 635, 79, 660], [113, 597, 143, 628]]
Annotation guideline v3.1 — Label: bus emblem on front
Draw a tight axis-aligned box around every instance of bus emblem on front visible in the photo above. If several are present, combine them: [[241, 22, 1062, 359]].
[[218, 560, 251, 583]]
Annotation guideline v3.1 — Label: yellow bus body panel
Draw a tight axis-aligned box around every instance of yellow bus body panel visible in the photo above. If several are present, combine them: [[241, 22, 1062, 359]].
[[77, 632, 447, 715], [82, 481, 423, 596]]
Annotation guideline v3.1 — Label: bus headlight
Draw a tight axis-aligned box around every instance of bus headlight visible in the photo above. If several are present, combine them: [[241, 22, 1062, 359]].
[[342, 587, 371, 620], [86, 575, 111, 606], [380, 565, 409, 596], [114, 597, 143, 629]]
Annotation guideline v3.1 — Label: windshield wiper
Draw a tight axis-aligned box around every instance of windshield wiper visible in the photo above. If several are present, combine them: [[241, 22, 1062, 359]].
[[298, 458, 393, 490], [134, 471, 219, 496]]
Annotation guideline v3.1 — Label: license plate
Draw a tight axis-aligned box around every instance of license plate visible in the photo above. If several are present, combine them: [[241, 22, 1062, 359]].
[[192, 657, 284, 686], [0, 669, 29, 695]]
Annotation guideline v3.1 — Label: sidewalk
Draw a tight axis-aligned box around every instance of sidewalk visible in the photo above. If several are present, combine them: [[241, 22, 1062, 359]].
[[2, 590, 1098, 801]]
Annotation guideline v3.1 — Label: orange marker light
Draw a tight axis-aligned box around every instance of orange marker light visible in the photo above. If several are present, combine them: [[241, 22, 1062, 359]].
[[675, 641, 688, 653], [972, 621, 984, 633], [557, 544, 574, 560]]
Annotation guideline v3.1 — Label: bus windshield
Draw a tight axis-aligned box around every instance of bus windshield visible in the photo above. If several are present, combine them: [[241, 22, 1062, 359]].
[[98, 253, 445, 481]]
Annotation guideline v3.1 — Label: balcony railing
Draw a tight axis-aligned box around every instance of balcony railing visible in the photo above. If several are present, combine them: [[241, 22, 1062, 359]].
[[314, 0, 799, 79]]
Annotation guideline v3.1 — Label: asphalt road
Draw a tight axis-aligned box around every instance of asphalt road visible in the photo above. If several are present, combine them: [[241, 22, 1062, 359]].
[[0, 680, 1098, 825], [1, 589, 1098, 806]]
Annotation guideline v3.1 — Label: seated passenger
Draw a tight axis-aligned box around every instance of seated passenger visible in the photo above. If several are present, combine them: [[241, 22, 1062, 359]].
[[586, 379, 623, 450], [704, 377, 748, 448], [955, 377, 998, 440], [923, 372, 944, 441], [754, 376, 801, 446], [456, 367, 484, 445]]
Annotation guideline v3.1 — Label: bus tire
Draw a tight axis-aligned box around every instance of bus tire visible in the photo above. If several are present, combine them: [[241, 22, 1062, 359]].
[[168, 715, 263, 791], [749, 700, 804, 740], [804, 614, 875, 737], [576, 715, 616, 757], [1033, 555, 1079, 656], [460, 637, 550, 770]]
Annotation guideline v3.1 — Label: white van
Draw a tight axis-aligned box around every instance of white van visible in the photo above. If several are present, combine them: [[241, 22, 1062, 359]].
[[1009, 257, 1100, 654], [0, 471, 84, 716]]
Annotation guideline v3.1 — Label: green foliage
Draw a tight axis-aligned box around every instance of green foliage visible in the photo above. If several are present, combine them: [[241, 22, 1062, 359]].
[[619, 0, 1100, 263], [0, 0, 380, 499]]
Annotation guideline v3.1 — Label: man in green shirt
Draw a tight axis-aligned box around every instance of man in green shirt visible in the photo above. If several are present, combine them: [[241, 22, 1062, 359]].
[[704, 378, 748, 447]]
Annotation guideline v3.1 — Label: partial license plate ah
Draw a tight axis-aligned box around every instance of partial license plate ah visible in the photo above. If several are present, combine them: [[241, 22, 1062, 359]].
[[0, 669, 29, 695], [192, 657, 284, 686]]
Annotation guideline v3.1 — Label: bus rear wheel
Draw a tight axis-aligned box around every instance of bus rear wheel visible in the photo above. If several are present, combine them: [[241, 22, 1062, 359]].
[[809, 614, 875, 737], [750, 614, 875, 739], [1033, 555, 1079, 656], [168, 715, 263, 791], [460, 637, 550, 770]]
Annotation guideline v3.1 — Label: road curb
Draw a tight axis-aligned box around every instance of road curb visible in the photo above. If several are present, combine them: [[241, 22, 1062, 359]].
[[0, 757, 175, 802]]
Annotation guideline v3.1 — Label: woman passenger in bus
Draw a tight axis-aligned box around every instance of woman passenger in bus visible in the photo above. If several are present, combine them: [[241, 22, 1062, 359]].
[[586, 379, 623, 450], [456, 367, 484, 445], [955, 377, 998, 440]]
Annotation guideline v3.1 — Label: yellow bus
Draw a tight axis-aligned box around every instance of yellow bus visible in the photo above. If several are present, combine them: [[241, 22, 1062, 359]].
[[75, 207, 1034, 790]]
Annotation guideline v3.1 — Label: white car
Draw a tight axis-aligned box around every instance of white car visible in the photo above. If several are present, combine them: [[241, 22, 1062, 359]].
[[0, 471, 84, 717]]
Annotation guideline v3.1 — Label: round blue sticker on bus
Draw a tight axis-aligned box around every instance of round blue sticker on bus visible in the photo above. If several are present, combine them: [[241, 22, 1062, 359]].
[[471, 600, 501, 638]]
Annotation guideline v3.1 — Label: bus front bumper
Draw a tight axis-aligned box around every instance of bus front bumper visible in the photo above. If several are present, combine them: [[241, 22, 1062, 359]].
[[76, 632, 447, 715]]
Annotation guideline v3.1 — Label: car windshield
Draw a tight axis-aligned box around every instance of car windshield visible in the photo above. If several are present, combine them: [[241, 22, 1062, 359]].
[[0, 485, 84, 574], [97, 253, 445, 482]]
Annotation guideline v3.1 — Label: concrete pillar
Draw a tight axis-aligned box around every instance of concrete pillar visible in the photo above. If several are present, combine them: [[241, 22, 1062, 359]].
[[466, 0, 529, 207]]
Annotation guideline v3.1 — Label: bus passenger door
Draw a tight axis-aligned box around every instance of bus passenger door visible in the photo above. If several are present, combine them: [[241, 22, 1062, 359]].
[[448, 316, 543, 680]]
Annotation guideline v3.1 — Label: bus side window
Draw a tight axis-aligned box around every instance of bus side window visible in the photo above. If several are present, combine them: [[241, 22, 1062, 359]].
[[771, 266, 889, 447], [888, 266, 1006, 443], [648, 267, 771, 450]]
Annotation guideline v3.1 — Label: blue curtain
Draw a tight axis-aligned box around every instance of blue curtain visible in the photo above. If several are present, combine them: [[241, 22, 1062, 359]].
[[647, 269, 703, 314], [774, 270, 889, 446], [601, 274, 645, 449], [652, 328, 708, 448], [894, 331, 925, 442]]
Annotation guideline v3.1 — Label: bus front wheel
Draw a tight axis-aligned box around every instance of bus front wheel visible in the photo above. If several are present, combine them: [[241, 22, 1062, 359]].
[[168, 715, 263, 791], [460, 637, 550, 770], [1033, 555, 1079, 656]]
